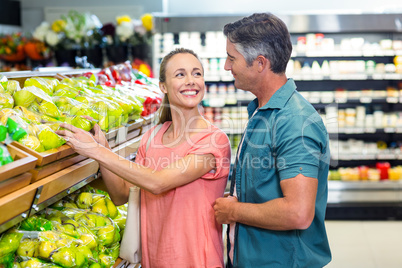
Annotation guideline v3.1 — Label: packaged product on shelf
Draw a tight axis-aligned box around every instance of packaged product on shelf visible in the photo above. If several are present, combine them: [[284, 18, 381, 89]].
[[0, 117, 29, 167], [0, 143, 13, 166], [0, 230, 23, 268]]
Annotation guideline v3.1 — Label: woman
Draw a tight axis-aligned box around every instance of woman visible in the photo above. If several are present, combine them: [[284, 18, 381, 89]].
[[57, 48, 231, 268]]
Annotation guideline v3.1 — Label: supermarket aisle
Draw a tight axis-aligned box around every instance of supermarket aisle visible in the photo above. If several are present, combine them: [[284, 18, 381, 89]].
[[325, 221, 402, 268]]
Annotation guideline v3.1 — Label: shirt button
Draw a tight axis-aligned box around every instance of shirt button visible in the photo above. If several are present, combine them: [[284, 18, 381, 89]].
[[299, 167, 303, 170]]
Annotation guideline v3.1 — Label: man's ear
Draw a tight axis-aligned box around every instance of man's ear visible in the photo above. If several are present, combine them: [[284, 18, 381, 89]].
[[159, 82, 167, 94], [256, 55, 269, 72]]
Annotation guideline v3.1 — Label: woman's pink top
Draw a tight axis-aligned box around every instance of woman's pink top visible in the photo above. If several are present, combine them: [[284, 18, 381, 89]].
[[135, 121, 231, 268]]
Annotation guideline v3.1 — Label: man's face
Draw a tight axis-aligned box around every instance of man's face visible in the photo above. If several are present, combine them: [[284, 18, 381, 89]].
[[224, 39, 258, 92]]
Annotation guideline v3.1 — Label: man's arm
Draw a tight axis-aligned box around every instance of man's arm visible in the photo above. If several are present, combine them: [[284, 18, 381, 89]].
[[214, 173, 318, 230]]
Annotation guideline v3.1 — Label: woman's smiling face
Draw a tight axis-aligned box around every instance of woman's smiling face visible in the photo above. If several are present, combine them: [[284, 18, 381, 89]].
[[160, 53, 205, 110]]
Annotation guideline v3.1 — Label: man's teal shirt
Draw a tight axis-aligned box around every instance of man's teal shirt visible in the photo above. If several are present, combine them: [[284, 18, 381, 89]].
[[230, 79, 332, 267]]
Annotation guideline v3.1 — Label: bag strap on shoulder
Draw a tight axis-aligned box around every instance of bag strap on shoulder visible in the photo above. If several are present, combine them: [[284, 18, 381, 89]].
[[146, 124, 163, 151]]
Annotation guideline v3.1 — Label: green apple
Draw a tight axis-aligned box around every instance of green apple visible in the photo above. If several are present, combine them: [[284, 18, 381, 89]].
[[14, 106, 41, 124], [38, 127, 66, 151], [76, 245, 93, 260], [18, 135, 44, 152], [51, 247, 75, 267], [92, 198, 108, 217], [43, 77, 60, 90], [79, 233, 97, 250], [39, 101, 61, 119], [74, 96, 91, 104], [105, 197, 118, 219], [3, 80, 21, 95], [20, 258, 43, 268], [13, 89, 36, 107], [97, 225, 115, 246], [24, 77, 53, 96], [97, 115, 109, 131], [98, 253, 114, 268], [72, 116, 94, 131], [53, 84, 79, 98], [37, 241, 57, 259], [75, 108, 99, 121], [17, 238, 39, 257], [0, 92, 14, 109], [76, 192, 93, 209]]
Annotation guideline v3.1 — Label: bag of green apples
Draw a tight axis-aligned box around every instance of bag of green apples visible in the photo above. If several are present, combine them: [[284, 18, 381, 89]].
[[60, 208, 120, 248], [24, 77, 59, 97], [13, 84, 61, 123], [35, 125, 66, 152], [37, 209, 99, 254], [19, 215, 53, 232], [15, 229, 96, 268], [0, 229, 24, 268], [16, 256, 66, 268]]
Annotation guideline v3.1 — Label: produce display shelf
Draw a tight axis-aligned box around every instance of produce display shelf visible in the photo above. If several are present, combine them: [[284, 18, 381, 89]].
[[2, 68, 100, 87], [0, 173, 32, 198], [11, 142, 76, 166], [0, 126, 145, 233], [0, 143, 37, 181]]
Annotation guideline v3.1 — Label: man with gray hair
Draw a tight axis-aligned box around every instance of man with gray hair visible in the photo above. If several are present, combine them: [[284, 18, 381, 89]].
[[213, 13, 332, 267]]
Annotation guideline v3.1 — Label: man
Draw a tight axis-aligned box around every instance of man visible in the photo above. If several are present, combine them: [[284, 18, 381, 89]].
[[213, 13, 332, 267]]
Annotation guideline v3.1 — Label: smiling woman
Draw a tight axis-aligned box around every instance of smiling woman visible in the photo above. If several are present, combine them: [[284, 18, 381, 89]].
[[56, 47, 231, 267], [157, 48, 205, 124]]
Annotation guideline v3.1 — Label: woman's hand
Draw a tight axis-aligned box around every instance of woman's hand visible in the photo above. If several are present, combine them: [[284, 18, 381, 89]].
[[79, 116, 111, 150], [56, 123, 106, 159]]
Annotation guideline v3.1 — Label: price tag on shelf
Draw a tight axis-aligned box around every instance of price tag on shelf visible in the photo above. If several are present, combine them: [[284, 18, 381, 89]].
[[383, 50, 395, 56], [205, 76, 220, 82], [372, 74, 384, 80], [336, 98, 347, 103], [353, 128, 364, 134], [362, 50, 375, 57], [321, 97, 334, 103], [386, 97, 398, 103], [364, 127, 376, 133], [384, 73, 401, 80], [225, 98, 237, 105], [309, 97, 320, 103], [350, 74, 368, 80], [396, 128, 402, 133], [292, 75, 302, 81], [384, 128, 395, 133], [360, 97, 372, 103], [302, 75, 313, 81], [327, 127, 339, 134], [311, 75, 323, 81], [374, 50, 385, 56], [377, 154, 396, 160], [208, 98, 226, 107], [329, 74, 343, 80], [221, 75, 234, 82], [365, 154, 376, 160], [344, 128, 354, 134]]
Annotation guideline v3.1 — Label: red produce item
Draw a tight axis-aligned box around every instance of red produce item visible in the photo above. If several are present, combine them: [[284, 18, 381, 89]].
[[376, 162, 390, 180]]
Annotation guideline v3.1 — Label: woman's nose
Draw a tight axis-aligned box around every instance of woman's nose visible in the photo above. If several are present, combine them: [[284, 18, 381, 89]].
[[185, 76, 195, 85]]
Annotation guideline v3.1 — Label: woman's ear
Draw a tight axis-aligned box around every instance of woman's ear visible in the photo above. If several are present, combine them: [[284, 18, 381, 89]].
[[159, 82, 168, 94]]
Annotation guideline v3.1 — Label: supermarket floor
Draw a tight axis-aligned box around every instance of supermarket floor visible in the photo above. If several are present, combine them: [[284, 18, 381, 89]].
[[325, 220, 402, 268]]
